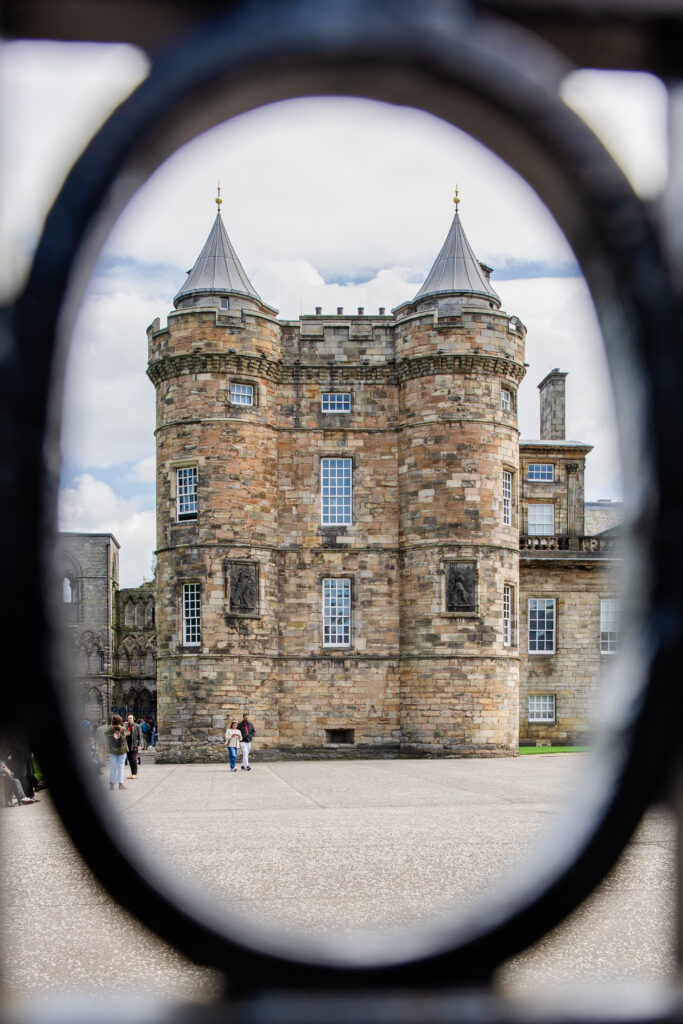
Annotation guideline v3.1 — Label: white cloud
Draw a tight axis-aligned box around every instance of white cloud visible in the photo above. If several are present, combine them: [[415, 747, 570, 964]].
[[59, 474, 155, 588], [60, 267, 173, 469], [253, 260, 420, 320], [104, 97, 575, 285], [5, 49, 654, 581], [127, 456, 156, 483]]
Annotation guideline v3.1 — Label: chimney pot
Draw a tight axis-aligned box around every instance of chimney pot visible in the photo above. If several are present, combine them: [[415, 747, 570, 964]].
[[315, 306, 322, 315], [379, 307, 386, 315], [357, 307, 364, 315], [337, 307, 343, 315]]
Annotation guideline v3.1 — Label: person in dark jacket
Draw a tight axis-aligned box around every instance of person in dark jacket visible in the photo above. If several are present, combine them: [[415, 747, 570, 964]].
[[237, 713, 255, 771], [125, 714, 142, 779]]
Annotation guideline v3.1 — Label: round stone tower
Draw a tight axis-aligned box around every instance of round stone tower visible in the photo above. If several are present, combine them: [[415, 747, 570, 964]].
[[394, 192, 526, 754], [147, 188, 281, 762]]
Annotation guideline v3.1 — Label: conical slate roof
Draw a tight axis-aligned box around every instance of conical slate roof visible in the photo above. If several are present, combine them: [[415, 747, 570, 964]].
[[174, 211, 263, 306], [413, 208, 500, 304]]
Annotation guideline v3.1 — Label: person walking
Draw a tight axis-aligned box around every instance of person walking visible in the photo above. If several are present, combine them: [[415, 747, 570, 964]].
[[105, 716, 128, 790], [125, 714, 142, 779], [225, 720, 241, 772], [237, 712, 255, 771]]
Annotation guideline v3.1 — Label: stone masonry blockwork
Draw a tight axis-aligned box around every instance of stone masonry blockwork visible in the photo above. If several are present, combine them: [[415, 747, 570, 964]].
[[148, 293, 527, 760], [147, 205, 616, 761]]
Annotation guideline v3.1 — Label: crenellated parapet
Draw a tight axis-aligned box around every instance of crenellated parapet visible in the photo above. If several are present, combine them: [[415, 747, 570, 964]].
[[147, 305, 282, 365], [393, 306, 526, 364]]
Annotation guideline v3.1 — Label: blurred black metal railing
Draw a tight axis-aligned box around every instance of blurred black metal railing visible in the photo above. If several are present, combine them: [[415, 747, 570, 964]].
[[3, 1, 683, 1021]]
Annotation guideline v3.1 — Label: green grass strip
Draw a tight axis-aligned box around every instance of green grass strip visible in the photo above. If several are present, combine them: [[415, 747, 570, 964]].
[[519, 746, 589, 755]]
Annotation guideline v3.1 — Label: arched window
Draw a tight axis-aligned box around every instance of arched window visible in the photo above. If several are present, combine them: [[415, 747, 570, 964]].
[[85, 687, 104, 725], [143, 647, 155, 675], [121, 637, 135, 675], [139, 689, 154, 717], [129, 646, 141, 676], [63, 577, 80, 622]]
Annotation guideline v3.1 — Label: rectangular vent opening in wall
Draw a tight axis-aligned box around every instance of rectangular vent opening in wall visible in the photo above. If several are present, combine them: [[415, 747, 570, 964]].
[[325, 728, 355, 745]]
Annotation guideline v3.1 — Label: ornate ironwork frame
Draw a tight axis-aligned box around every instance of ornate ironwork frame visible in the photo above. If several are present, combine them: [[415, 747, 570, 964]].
[[2, 0, 681, 1006]]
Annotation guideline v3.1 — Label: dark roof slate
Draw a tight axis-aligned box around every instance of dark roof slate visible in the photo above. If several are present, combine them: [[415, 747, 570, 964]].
[[414, 211, 500, 304], [174, 213, 262, 305]]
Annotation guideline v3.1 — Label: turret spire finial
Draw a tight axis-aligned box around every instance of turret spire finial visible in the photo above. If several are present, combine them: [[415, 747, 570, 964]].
[[216, 180, 223, 214], [453, 184, 460, 214]]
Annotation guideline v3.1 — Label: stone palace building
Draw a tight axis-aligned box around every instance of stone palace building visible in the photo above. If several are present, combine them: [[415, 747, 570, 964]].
[[131, 189, 621, 761]]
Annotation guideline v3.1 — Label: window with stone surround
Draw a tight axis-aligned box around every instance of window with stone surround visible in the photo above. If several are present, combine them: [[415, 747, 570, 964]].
[[528, 463, 554, 481], [528, 694, 555, 722], [176, 466, 197, 521], [321, 458, 352, 525], [500, 387, 513, 411], [528, 598, 555, 653], [322, 578, 351, 647], [229, 381, 254, 406], [528, 503, 554, 536], [503, 584, 516, 646], [600, 598, 620, 654], [322, 392, 351, 413], [502, 470, 513, 526], [182, 583, 201, 647], [62, 576, 81, 623]]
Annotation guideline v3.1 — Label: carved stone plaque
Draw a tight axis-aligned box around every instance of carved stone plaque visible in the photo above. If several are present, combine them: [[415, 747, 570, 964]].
[[228, 562, 259, 615], [445, 562, 476, 613]]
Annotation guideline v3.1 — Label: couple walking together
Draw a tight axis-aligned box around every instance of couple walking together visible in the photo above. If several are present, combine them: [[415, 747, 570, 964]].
[[102, 713, 141, 789], [225, 714, 255, 772]]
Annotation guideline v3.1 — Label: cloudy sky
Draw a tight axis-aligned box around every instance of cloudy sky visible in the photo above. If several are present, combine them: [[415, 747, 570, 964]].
[[0, 41, 668, 586]]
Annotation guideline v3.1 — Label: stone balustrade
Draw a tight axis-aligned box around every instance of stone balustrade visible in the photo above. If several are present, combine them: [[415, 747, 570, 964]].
[[521, 533, 619, 553]]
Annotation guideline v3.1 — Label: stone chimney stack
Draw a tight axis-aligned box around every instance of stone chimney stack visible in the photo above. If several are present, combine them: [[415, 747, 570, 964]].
[[538, 368, 568, 440]]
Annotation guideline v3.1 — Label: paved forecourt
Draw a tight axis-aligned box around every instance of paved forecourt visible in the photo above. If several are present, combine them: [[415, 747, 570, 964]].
[[1, 754, 675, 1002]]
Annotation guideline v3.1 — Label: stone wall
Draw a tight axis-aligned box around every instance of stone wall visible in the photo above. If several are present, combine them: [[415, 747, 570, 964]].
[[584, 501, 623, 536], [520, 446, 590, 537], [400, 657, 518, 755], [115, 582, 157, 715], [396, 308, 523, 753], [57, 533, 119, 720], [149, 298, 529, 760], [519, 560, 618, 743]]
